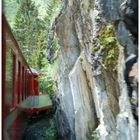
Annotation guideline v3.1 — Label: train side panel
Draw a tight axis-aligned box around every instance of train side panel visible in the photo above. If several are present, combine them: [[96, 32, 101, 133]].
[[2, 14, 33, 140], [2, 14, 53, 140]]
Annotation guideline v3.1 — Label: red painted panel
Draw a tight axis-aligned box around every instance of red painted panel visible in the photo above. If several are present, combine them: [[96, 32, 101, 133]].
[[32, 105, 53, 113], [2, 14, 6, 140], [29, 74, 34, 96], [34, 79, 39, 95], [14, 56, 19, 106], [13, 54, 17, 107], [17, 61, 21, 104], [2, 14, 34, 140], [21, 66, 24, 101], [9, 112, 29, 140], [20, 64, 22, 102]]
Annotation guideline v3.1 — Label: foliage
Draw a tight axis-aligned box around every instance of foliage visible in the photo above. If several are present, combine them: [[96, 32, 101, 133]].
[[3, 0, 20, 27], [44, 0, 62, 63], [53, 33, 60, 51], [44, 0, 62, 27], [91, 130, 99, 140], [99, 24, 119, 71], [13, 0, 62, 69], [13, 0, 47, 68], [13, 0, 62, 96], [45, 117, 58, 140], [92, 43, 99, 54], [38, 76, 56, 97], [38, 58, 60, 96]]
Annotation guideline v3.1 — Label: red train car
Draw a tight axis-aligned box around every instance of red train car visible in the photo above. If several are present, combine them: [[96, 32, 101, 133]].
[[2, 14, 35, 140], [2, 14, 53, 140], [20, 69, 53, 115]]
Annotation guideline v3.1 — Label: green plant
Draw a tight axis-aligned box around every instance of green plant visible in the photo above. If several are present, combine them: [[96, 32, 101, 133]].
[[98, 24, 119, 71], [91, 130, 99, 140], [44, 118, 58, 140], [13, 0, 62, 69], [39, 56, 60, 97], [38, 76, 56, 96], [13, 0, 47, 68], [92, 42, 99, 54]]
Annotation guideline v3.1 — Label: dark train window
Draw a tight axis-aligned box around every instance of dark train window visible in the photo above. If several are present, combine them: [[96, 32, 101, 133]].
[[5, 39, 14, 107], [13, 54, 16, 105], [26, 71, 29, 97], [25, 70, 27, 99], [17, 61, 21, 104], [28, 73, 30, 96], [22, 66, 25, 101]]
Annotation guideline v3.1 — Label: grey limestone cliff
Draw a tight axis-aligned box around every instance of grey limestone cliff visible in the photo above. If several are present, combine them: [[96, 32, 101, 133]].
[[50, 0, 138, 139]]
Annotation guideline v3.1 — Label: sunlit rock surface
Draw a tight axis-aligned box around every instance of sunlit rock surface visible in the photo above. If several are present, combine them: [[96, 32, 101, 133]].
[[69, 55, 98, 140], [52, 0, 138, 139]]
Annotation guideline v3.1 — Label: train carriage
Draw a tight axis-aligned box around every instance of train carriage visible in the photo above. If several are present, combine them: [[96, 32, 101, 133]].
[[2, 14, 35, 140], [2, 14, 53, 140]]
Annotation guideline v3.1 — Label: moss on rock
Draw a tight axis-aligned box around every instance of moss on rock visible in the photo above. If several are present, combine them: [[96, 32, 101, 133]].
[[99, 24, 119, 71], [92, 42, 99, 53]]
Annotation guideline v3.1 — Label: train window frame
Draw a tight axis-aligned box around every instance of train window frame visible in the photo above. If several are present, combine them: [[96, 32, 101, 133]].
[[20, 63, 23, 103], [26, 70, 29, 98], [5, 45, 15, 112], [17, 60, 21, 104], [27, 72, 30, 97], [25, 69, 27, 99], [21, 66, 25, 101], [13, 53, 16, 109]]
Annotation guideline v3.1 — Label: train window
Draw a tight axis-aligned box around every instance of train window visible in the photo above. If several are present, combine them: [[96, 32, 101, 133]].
[[26, 71, 29, 97], [17, 61, 21, 104], [25, 70, 27, 99], [5, 44, 14, 107], [28, 73, 30, 96], [13, 54, 16, 105], [22, 66, 25, 101]]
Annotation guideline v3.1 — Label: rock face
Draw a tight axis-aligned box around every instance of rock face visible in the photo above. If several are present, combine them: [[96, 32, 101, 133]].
[[52, 0, 138, 139]]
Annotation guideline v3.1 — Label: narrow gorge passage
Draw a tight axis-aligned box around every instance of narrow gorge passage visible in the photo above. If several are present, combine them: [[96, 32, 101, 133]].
[[3, 0, 138, 140]]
